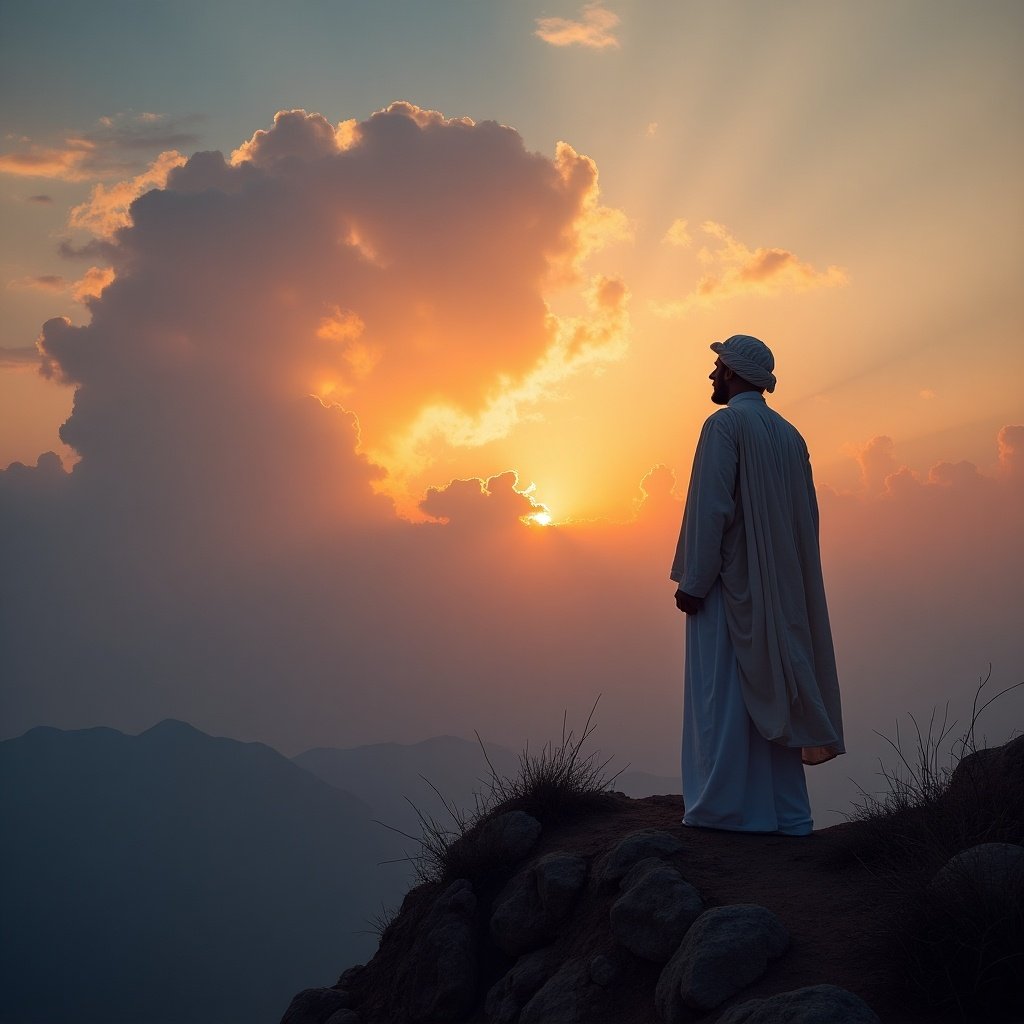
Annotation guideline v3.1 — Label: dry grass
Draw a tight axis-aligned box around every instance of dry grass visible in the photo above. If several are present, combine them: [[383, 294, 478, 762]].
[[384, 698, 623, 887], [840, 669, 1024, 1021]]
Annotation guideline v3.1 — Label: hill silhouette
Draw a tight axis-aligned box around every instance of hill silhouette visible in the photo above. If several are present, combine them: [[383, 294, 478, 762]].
[[0, 720, 394, 1024]]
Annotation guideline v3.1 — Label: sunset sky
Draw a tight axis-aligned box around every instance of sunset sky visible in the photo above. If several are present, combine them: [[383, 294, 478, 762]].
[[2, 1, 1022, 818]]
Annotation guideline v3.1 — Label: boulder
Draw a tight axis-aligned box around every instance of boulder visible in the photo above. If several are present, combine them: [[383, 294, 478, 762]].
[[280, 987, 352, 1024], [323, 1013, 360, 1024], [588, 953, 619, 987], [610, 857, 703, 962], [490, 852, 588, 955], [931, 842, 1024, 903], [714, 983, 882, 1023], [519, 958, 591, 1024], [476, 810, 543, 863], [655, 905, 789, 1019], [484, 948, 561, 1024], [598, 829, 684, 885], [400, 878, 479, 1022]]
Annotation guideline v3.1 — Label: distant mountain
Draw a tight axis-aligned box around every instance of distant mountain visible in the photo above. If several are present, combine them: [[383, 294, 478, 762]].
[[0, 720, 400, 1024]]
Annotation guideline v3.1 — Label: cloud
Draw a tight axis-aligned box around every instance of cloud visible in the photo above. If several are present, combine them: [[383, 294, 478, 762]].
[[67, 150, 187, 237], [27, 194, 53, 204], [419, 471, 547, 528], [662, 218, 691, 247], [71, 266, 116, 303], [8, 275, 66, 292], [535, 3, 621, 50], [652, 221, 847, 314], [0, 345, 41, 369], [0, 114, 198, 182]]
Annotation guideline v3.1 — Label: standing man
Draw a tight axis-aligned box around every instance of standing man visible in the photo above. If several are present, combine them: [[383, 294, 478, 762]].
[[670, 334, 843, 836]]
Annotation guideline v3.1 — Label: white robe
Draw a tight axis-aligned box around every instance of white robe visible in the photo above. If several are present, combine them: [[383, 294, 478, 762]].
[[671, 393, 844, 828]]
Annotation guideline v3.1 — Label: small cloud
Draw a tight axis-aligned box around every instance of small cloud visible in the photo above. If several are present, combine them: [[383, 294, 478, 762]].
[[8, 275, 66, 293], [663, 218, 691, 248], [0, 345, 41, 369], [0, 113, 199, 183], [419, 470, 547, 528], [919, 388, 936, 400], [26, 194, 53, 204], [645, 122, 658, 138], [535, 3, 620, 50], [652, 221, 847, 315]]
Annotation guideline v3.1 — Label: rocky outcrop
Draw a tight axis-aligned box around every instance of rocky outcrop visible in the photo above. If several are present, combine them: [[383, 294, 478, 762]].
[[715, 984, 882, 1023], [399, 878, 480, 1021], [656, 905, 789, 1019], [281, 987, 354, 1024]]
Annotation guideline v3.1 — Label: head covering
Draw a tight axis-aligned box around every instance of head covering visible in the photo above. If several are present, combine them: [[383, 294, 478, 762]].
[[710, 334, 776, 393]]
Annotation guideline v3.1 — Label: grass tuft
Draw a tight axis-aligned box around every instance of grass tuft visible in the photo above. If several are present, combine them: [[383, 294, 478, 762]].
[[383, 697, 623, 887]]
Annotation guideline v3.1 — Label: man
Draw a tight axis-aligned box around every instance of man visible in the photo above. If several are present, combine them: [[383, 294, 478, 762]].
[[670, 334, 843, 836]]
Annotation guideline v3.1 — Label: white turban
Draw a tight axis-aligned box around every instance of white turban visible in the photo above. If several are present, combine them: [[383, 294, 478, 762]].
[[711, 334, 776, 393]]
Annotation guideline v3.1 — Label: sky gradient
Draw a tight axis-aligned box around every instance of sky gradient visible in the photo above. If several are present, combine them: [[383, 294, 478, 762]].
[[2, 1, 1022, 819]]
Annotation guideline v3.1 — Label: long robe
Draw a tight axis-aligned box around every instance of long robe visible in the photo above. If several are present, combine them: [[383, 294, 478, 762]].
[[671, 392, 844, 765]]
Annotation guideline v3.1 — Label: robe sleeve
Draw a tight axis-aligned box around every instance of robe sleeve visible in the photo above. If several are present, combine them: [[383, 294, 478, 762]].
[[669, 413, 738, 597]]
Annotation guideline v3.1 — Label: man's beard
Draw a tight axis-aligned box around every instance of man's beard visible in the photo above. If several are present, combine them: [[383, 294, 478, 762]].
[[711, 383, 728, 405]]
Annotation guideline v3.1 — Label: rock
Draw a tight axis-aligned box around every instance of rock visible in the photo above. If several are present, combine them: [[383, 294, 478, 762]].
[[280, 987, 353, 1024], [655, 905, 789, 1019], [598, 829, 684, 885], [610, 857, 703, 963], [589, 953, 619, 987], [519, 958, 591, 1024], [323, 1013, 360, 1024], [400, 878, 479, 1022], [714, 983, 882, 1023], [931, 842, 1024, 903], [476, 810, 543, 863], [484, 948, 561, 1024], [334, 965, 363, 989], [490, 852, 588, 955]]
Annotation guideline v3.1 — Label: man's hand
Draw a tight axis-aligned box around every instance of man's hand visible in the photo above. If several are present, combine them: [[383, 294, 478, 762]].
[[674, 589, 704, 615]]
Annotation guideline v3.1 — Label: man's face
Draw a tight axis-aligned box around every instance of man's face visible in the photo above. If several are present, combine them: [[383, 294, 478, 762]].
[[709, 357, 731, 405]]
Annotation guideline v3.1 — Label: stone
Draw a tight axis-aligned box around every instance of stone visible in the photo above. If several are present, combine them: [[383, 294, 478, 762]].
[[519, 958, 590, 1024], [490, 852, 588, 955], [401, 878, 479, 1022], [610, 857, 703, 963], [280, 987, 352, 1024], [931, 842, 1024, 903], [715, 983, 882, 1023], [655, 905, 789, 1020], [589, 953, 619, 987], [476, 810, 543, 863], [323, 1013, 360, 1024], [334, 965, 363, 989], [598, 829, 684, 885], [484, 948, 561, 1024]]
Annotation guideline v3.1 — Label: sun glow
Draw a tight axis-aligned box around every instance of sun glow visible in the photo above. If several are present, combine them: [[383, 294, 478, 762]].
[[529, 510, 553, 527]]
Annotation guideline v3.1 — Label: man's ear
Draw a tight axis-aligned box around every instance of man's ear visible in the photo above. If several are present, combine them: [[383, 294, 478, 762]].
[[722, 365, 735, 380]]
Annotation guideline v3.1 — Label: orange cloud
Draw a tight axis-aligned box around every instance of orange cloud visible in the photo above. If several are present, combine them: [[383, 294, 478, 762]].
[[419, 470, 548, 528], [68, 150, 187, 237], [653, 221, 847, 314], [662, 218, 691, 247], [71, 266, 116, 303], [535, 3, 621, 50]]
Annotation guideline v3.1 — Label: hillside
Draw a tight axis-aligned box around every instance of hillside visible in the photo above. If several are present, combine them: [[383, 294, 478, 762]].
[[281, 737, 1024, 1024]]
